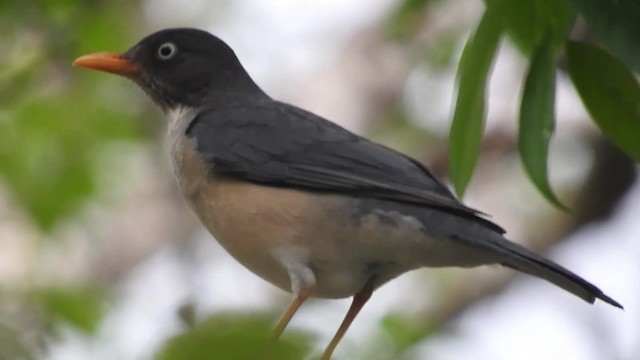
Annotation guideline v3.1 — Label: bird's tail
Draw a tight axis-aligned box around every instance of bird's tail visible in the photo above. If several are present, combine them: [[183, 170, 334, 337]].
[[457, 232, 622, 309], [467, 234, 622, 308]]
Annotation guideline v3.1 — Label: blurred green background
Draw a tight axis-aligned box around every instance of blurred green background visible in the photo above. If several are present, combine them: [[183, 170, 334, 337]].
[[0, 0, 638, 359]]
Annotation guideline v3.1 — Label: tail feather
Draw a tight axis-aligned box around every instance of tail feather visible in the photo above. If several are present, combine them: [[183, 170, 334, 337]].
[[501, 241, 622, 308], [463, 234, 622, 308]]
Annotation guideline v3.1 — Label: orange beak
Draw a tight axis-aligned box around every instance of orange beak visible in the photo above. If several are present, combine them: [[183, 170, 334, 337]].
[[73, 52, 140, 77]]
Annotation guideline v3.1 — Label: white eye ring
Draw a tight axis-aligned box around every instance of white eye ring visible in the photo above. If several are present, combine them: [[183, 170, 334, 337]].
[[157, 42, 177, 60]]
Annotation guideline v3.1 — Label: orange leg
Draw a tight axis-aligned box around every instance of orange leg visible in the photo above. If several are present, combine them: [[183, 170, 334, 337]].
[[271, 291, 310, 340], [321, 282, 374, 360]]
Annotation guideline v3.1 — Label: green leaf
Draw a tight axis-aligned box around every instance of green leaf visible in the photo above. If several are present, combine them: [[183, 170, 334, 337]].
[[570, 0, 640, 73], [566, 41, 640, 160], [34, 287, 106, 334], [519, 39, 568, 210], [0, 93, 140, 230], [449, 6, 502, 197], [486, 0, 576, 55], [155, 313, 313, 360]]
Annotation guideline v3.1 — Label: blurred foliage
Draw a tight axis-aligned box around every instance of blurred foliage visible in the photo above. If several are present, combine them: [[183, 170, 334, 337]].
[[0, 0, 146, 230], [380, 312, 436, 354], [0, 322, 35, 360], [431, 0, 639, 202], [0, 1, 146, 359], [489, 0, 576, 55], [387, 0, 438, 40], [571, 0, 640, 73], [371, 105, 439, 157], [155, 313, 314, 360], [32, 286, 106, 334]]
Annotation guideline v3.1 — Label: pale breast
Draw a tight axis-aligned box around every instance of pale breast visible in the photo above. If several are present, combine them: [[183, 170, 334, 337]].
[[168, 131, 384, 297], [168, 123, 323, 292], [165, 109, 438, 299]]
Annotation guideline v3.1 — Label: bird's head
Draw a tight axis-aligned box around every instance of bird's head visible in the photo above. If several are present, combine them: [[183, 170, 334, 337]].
[[74, 28, 263, 112]]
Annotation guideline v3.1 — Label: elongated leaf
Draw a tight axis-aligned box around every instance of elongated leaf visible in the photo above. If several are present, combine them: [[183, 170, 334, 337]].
[[519, 40, 567, 210], [570, 0, 640, 73], [566, 41, 640, 160], [449, 6, 502, 197]]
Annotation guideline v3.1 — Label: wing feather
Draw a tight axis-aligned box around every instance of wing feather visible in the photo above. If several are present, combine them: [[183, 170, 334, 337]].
[[187, 101, 505, 233]]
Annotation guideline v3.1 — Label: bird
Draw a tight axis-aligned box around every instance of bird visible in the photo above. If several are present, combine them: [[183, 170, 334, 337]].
[[73, 28, 622, 359]]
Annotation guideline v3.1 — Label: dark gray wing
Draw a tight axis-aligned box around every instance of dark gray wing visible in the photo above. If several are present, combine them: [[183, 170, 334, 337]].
[[186, 100, 504, 233]]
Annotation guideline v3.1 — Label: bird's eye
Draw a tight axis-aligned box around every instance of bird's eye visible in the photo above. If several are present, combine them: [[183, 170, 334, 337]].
[[157, 42, 177, 60]]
